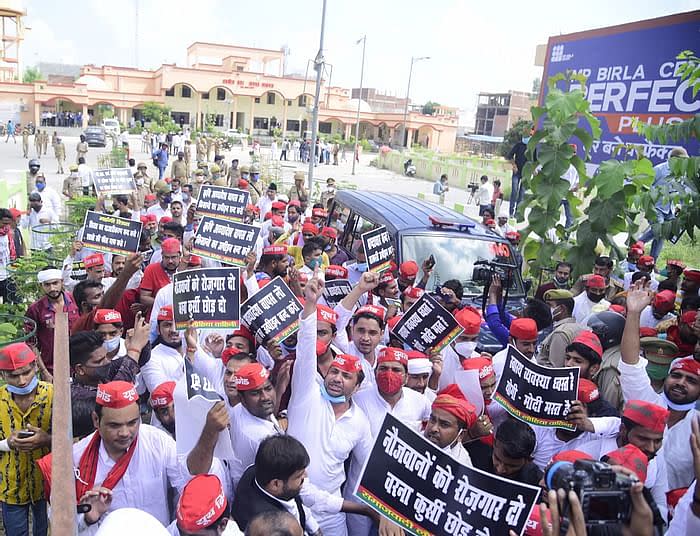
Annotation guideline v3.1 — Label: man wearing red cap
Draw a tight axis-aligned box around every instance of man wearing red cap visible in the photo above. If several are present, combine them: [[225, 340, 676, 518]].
[[620, 243, 645, 273], [620, 282, 700, 500], [640, 290, 676, 329], [172, 473, 242, 535], [424, 390, 477, 466], [571, 255, 623, 302], [256, 245, 290, 284], [51, 381, 190, 529], [680, 268, 700, 300], [321, 226, 348, 267], [149, 381, 176, 439], [572, 274, 611, 323], [397, 260, 419, 292], [437, 305, 482, 390], [492, 317, 539, 381], [288, 276, 375, 536], [0, 343, 52, 535], [623, 254, 659, 291], [562, 330, 604, 380], [139, 237, 182, 320], [373, 272, 400, 309]]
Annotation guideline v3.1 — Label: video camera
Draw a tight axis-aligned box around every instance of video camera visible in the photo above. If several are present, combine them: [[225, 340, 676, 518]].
[[467, 181, 479, 194], [472, 259, 515, 285], [545, 459, 633, 527]]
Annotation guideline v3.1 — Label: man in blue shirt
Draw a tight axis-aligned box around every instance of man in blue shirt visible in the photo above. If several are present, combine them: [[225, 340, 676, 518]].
[[152, 142, 169, 180], [432, 174, 449, 204]]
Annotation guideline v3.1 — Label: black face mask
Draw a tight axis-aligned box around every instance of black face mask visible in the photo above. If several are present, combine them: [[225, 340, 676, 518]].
[[586, 291, 605, 303]]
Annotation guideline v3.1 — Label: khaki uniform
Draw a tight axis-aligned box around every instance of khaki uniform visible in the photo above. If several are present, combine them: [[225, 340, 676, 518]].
[[41, 131, 49, 155], [214, 138, 223, 158], [134, 183, 150, 210], [196, 139, 206, 161], [51, 132, 58, 148], [227, 166, 240, 186], [62, 171, 82, 199], [21, 129, 29, 158], [76, 141, 88, 163], [287, 184, 309, 205], [34, 131, 42, 157], [26, 171, 39, 197], [54, 141, 66, 174], [170, 159, 187, 180], [248, 179, 265, 205], [206, 137, 214, 161], [135, 171, 157, 193], [183, 143, 192, 176]]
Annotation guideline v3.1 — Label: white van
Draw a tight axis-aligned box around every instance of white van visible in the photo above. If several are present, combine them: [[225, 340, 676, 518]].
[[102, 118, 120, 136]]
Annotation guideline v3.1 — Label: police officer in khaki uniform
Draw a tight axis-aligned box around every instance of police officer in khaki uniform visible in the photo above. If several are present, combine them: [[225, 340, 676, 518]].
[[26, 159, 41, 196], [170, 151, 188, 181], [21, 126, 29, 158], [76, 134, 89, 163], [640, 336, 679, 393], [40, 130, 49, 156], [196, 137, 206, 162], [34, 128, 42, 157], [183, 139, 192, 176], [192, 168, 206, 199], [206, 136, 214, 162], [210, 164, 222, 184], [54, 137, 66, 174], [62, 164, 82, 199]]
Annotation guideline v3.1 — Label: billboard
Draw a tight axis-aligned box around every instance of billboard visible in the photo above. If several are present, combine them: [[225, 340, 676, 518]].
[[539, 11, 700, 165]]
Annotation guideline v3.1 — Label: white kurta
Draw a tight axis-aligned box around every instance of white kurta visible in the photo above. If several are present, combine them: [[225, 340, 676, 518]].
[[75, 424, 188, 533], [572, 293, 610, 324], [287, 312, 373, 536], [228, 403, 281, 486], [639, 305, 674, 329], [665, 482, 700, 536], [353, 386, 431, 438], [139, 342, 210, 393]]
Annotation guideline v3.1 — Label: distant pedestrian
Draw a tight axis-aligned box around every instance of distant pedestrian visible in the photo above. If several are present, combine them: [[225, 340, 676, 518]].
[[54, 137, 66, 174], [5, 120, 15, 143], [433, 174, 449, 205], [477, 175, 494, 216]]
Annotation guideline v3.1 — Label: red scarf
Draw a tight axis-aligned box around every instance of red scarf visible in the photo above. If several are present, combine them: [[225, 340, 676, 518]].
[[0, 225, 16, 260]]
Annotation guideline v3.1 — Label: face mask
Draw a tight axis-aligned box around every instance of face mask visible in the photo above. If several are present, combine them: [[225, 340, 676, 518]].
[[103, 337, 120, 353], [7, 375, 38, 396], [308, 258, 322, 269], [162, 195, 172, 205], [587, 292, 605, 303], [288, 214, 299, 223], [454, 341, 477, 357], [447, 429, 464, 450], [550, 305, 560, 319], [376, 370, 404, 396], [280, 340, 296, 353], [182, 193, 190, 203], [241, 173, 250, 180], [320, 382, 346, 404], [522, 136, 531, 143], [251, 174, 260, 182], [90, 362, 112, 382], [136, 178, 144, 186], [356, 262, 368, 273], [36, 183, 46, 191], [554, 275, 569, 285], [316, 339, 330, 356]]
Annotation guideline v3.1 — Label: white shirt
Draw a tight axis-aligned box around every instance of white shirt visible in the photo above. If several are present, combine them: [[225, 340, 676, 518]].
[[31, 187, 62, 217], [149, 283, 173, 342], [438, 344, 480, 391], [21, 206, 58, 250], [639, 305, 674, 329], [572, 292, 610, 323], [477, 182, 493, 205], [561, 165, 579, 190], [228, 403, 281, 486], [139, 341, 209, 393], [353, 386, 431, 438], [78, 163, 94, 188], [147, 204, 172, 223], [444, 439, 472, 467], [256, 195, 275, 221], [666, 482, 700, 536], [623, 271, 659, 291], [74, 424, 188, 532]]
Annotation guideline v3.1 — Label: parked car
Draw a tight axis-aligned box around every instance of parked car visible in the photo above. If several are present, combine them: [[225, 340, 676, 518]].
[[84, 126, 107, 147], [102, 118, 120, 136], [326, 190, 526, 353]]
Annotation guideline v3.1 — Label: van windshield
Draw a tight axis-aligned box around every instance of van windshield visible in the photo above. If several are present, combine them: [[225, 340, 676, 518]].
[[401, 233, 525, 296]]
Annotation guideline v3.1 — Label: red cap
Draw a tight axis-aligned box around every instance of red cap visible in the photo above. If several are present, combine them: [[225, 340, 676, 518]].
[[637, 255, 655, 268], [586, 275, 606, 289], [670, 357, 700, 377], [354, 304, 387, 323], [246, 204, 260, 213], [505, 231, 521, 241], [379, 272, 395, 285], [510, 318, 538, 340], [287, 199, 301, 208], [176, 474, 227, 532], [297, 272, 309, 283], [629, 245, 644, 256], [403, 286, 424, 300], [639, 327, 658, 338], [238, 179, 249, 188], [524, 503, 552, 536], [321, 226, 337, 239], [399, 261, 419, 279], [485, 218, 496, 226], [270, 215, 285, 227], [551, 450, 594, 464], [577, 378, 600, 404], [231, 325, 255, 351], [8, 208, 21, 219], [140, 215, 148, 224], [431, 392, 477, 428], [0, 343, 36, 371], [220, 347, 239, 365], [150, 381, 176, 408], [271, 201, 287, 211], [157, 305, 174, 322], [312, 208, 328, 218], [160, 216, 173, 224], [84, 253, 105, 268], [317, 304, 338, 326], [94, 309, 122, 325], [161, 237, 181, 255], [325, 265, 348, 279], [454, 306, 481, 336], [144, 194, 157, 201], [188, 254, 202, 267], [233, 363, 270, 391], [331, 353, 362, 373], [572, 330, 603, 359], [387, 315, 402, 332], [667, 259, 686, 270], [605, 444, 648, 482], [622, 400, 669, 433], [263, 212, 272, 221], [377, 347, 408, 367], [301, 222, 319, 235], [96, 381, 139, 409], [608, 304, 626, 316], [146, 214, 157, 223], [262, 245, 288, 256], [653, 290, 676, 313], [681, 310, 698, 325], [461, 357, 495, 381]]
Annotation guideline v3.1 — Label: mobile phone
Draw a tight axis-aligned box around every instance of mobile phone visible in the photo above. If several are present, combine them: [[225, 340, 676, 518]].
[[17, 430, 35, 439], [426, 255, 436, 269]]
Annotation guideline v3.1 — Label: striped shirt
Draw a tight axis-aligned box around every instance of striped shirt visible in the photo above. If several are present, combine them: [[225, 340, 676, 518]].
[[0, 382, 53, 504]]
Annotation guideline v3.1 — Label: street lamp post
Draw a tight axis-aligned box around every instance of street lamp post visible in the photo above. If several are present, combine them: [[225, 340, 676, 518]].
[[400, 56, 430, 150], [307, 0, 328, 195], [351, 35, 366, 176]]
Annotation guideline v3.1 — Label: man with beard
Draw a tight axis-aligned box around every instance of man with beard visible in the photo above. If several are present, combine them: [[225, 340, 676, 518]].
[[423, 388, 478, 466], [572, 274, 610, 323], [256, 245, 289, 284], [535, 261, 573, 301], [149, 381, 176, 438], [139, 237, 181, 320], [620, 281, 700, 503], [26, 267, 80, 373], [492, 318, 539, 382]]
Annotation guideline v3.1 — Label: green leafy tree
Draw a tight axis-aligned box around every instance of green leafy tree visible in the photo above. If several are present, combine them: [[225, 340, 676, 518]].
[[142, 102, 172, 126], [498, 118, 532, 157], [22, 66, 42, 83], [421, 101, 440, 115]]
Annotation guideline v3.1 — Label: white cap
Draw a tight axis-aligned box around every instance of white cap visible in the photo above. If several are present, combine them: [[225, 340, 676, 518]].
[[408, 358, 432, 375], [96, 508, 170, 536], [37, 269, 63, 283]]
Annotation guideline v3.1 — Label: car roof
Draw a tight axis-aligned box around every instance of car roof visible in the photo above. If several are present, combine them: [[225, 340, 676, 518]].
[[334, 190, 502, 240]]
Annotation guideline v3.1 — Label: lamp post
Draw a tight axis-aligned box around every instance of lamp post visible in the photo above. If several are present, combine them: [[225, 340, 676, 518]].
[[351, 35, 366, 176], [307, 0, 328, 194], [400, 56, 430, 149]]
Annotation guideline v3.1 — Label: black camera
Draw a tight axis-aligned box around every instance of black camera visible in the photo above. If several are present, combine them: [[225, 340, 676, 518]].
[[468, 182, 479, 193], [545, 459, 633, 527], [472, 260, 509, 284]]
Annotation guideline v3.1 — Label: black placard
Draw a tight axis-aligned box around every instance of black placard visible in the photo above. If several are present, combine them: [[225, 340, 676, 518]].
[[197, 185, 249, 222], [392, 293, 463, 353], [81, 210, 142, 256], [173, 267, 241, 330], [322, 279, 353, 308], [69, 261, 86, 281], [192, 215, 260, 267], [493, 346, 580, 430], [93, 168, 136, 195], [185, 359, 222, 402], [240, 276, 302, 344], [355, 414, 539, 536], [362, 226, 394, 274]]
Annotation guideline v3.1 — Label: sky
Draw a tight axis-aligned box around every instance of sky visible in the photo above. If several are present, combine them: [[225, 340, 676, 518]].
[[20, 0, 698, 126]]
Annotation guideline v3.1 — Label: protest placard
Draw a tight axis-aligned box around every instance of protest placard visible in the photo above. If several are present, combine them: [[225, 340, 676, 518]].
[[192, 215, 260, 267], [392, 293, 463, 353], [196, 185, 249, 222], [322, 279, 353, 308], [355, 413, 539, 536], [493, 346, 580, 430], [92, 168, 136, 195], [81, 210, 142, 256], [240, 276, 302, 344], [173, 267, 240, 330], [362, 226, 394, 274], [68, 260, 86, 282]]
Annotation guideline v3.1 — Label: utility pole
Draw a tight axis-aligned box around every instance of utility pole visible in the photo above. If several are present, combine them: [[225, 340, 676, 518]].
[[351, 36, 366, 176], [307, 0, 327, 195], [400, 56, 430, 149]]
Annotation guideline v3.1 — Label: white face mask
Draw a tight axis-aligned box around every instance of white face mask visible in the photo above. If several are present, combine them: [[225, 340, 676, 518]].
[[454, 341, 477, 357], [103, 336, 120, 353], [550, 305, 560, 319], [136, 178, 144, 186]]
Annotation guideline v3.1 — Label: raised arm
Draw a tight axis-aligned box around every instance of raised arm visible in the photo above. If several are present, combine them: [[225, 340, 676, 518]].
[[621, 281, 653, 366]]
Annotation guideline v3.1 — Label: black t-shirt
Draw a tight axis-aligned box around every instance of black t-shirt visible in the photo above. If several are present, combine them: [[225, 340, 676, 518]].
[[506, 141, 528, 174]]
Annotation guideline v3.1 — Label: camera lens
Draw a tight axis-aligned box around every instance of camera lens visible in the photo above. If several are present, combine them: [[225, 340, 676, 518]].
[[545, 461, 575, 493]]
